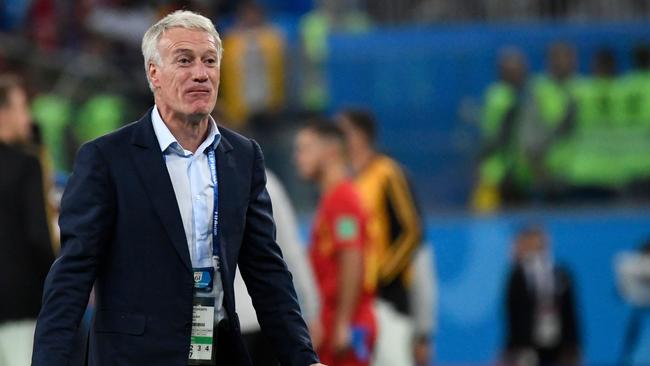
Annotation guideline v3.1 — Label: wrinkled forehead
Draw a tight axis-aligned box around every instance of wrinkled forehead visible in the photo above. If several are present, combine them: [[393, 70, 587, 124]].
[[157, 27, 219, 55]]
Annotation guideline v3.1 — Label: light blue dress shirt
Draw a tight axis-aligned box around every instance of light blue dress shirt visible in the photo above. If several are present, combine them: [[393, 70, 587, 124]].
[[151, 105, 226, 322]]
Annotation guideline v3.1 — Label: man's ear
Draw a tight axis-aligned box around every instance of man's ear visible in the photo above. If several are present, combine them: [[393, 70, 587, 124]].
[[148, 63, 160, 88]]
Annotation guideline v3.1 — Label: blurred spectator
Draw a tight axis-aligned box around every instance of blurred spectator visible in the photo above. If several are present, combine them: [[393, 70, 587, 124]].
[[615, 240, 650, 365], [523, 42, 579, 195], [0, 74, 55, 365], [612, 44, 650, 126], [473, 47, 532, 212], [294, 120, 376, 366], [220, 1, 286, 127], [73, 94, 127, 146], [31, 93, 73, 173], [503, 226, 581, 366], [410, 243, 439, 366], [616, 45, 650, 198], [555, 47, 621, 196], [574, 47, 617, 129], [234, 169, 321, 366], [336, 109, 422, 366], [299, 1, 371, 111]]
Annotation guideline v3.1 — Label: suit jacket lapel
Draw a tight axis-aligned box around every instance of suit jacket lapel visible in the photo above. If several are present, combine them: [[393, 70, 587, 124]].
[[216, 136, 234, 279], [130, 110, 192, 272]]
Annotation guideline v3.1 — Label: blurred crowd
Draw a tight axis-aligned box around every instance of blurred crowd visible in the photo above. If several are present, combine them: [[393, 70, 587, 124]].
[[3, 1, 650, 212], [1, 0, 372, 179], [474, 42, 650, 212]]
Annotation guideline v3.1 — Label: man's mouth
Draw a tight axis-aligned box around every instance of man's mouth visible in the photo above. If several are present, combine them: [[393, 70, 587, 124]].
[[186, 88, 211, 95]]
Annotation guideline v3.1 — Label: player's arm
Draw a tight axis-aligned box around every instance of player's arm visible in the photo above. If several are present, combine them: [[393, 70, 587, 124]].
[[334, 245, 364, 352], [379, 163, 422, 283], [330, 209, 365, 354]]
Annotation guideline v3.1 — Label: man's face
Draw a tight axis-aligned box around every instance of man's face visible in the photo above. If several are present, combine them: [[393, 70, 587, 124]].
[[549, 46, 576, 81], [501, 56, 527, 87], [294, 129, 325, 181], [149, 27, 220, 120], [515, 233, 547, 261], [0, 86, 31, 143], [337, 116, 367, 155]]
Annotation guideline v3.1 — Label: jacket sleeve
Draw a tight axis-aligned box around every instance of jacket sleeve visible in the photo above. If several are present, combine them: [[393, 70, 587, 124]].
[[559, 267, 582, 353], [32, 142, 116, 366], [238, 140, 319, 366], [505, 266, 530, 351]]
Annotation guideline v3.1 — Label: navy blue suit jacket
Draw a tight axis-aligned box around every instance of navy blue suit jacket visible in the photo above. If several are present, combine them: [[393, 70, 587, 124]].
[[32, 110, 318, 366]]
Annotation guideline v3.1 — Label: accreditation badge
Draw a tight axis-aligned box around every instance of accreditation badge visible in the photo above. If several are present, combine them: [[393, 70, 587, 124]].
[[189, 265, 217, 364], [188, 296, 216, 364], [193, 267, 214, 292]]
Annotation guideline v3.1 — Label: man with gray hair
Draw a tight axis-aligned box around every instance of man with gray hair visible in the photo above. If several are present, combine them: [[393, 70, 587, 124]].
[[32, 10, 323, 366]]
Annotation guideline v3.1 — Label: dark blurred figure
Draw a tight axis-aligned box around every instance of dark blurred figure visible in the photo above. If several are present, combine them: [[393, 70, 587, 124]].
[[473, 47, 531, 212], [0, 74, 54, 365], [503, 226, 581, 366], [337, 109, 422, 366]]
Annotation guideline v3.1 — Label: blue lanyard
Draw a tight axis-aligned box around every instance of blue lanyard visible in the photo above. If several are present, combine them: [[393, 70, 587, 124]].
[[206, 148, 220, 259]]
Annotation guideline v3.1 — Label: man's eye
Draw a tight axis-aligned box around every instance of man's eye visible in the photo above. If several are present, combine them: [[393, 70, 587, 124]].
[[204, 58, 216, 65], [178, 58, 191, 64]]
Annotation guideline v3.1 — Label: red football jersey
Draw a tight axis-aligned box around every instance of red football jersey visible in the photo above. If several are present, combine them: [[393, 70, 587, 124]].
[[309, 180, 376, 364]]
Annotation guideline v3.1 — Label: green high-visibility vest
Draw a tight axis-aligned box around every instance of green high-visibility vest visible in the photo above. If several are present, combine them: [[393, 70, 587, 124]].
[[31, 94, 73, 173], [479, 82, 532, 188]]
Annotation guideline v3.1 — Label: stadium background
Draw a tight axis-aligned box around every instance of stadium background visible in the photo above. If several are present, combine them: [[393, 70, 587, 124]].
[[2, 0, 650, 364]]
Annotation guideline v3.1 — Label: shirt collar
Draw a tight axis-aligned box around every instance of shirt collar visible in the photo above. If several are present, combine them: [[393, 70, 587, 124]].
[[151, 105, 221, 156]]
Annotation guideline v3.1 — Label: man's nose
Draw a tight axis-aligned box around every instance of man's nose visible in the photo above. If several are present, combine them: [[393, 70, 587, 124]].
[[192, 63, 209, 82]]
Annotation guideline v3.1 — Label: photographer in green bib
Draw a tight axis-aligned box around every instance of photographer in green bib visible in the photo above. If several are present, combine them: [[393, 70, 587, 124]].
[[522, 42, 580, 201], [612, 45, 650, 196], [474, 48, 533, 211], [559, 47, 622, 196]]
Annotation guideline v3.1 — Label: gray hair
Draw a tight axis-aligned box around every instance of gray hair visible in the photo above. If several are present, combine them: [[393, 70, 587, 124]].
[[141, 10, 223, 91]]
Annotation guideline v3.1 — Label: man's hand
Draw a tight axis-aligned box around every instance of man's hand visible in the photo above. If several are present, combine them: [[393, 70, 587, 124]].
[[414, 338, 432, 366], [308, 320, 324, 350], [332, 321, 352, 357]]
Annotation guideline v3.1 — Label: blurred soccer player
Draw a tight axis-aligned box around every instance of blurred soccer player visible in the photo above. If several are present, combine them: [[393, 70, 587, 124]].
[[337, 109, 422, 366], [0, 74, 54, 366], [294, 120, 376, 366]]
